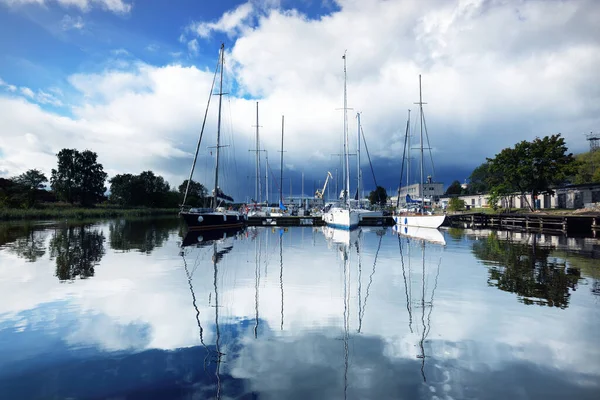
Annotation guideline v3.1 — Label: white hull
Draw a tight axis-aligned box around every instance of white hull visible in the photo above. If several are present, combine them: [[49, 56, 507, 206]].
[[322, 226, 360, 247], [323, 207, 360, 230], [393, 214, 445, 229], [392, 225, 446, 245]]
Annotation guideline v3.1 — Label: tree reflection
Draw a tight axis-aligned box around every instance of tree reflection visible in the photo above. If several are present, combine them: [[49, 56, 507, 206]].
[[472, 232, 581, 309], [50, 225, 105, 281], [109, 217, 179, 254], [0, 224, 48, 262]]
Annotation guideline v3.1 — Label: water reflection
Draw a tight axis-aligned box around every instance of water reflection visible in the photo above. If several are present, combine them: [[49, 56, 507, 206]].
[[0, 220, 599, 399], [0, 223, 48, 262], [472, 231, 582, 308], [109, 217, 180, 253], [393, 227, 444, 383], [50, 225, 105, 281]]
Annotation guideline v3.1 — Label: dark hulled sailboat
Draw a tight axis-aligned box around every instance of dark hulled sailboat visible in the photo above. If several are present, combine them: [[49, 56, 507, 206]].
[[180, 43, 245, 231]]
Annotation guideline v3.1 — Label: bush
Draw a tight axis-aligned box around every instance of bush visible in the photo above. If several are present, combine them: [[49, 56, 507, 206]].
[[447, 198, 465, 212]]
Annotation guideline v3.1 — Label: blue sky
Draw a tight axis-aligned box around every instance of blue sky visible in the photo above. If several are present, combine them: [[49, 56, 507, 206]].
[[1, 0, 599, 201]]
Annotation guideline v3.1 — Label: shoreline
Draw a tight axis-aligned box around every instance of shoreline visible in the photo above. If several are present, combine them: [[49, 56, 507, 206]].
[[0, 207, 179, 221]]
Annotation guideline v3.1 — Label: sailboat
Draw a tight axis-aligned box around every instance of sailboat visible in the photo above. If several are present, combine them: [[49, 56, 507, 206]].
[[180, 43, 246, 230], [393, 75, 445, 229], [322, 52, 360, 230]]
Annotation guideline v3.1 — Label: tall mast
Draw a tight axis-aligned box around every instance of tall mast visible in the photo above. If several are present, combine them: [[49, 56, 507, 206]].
[[255, 102, 262, 203], [265, 150, 269, 204], [212, 43, 225, 209], [419, 75, 424, 215], [343, 51, 350, 207], [357, 112, 361, 206], [280, 115, 284, 204]]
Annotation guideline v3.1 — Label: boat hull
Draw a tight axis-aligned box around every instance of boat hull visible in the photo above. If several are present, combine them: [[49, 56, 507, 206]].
[[393, 214, 446, 229], [323, 208, 360, 230], [180, 211, 245, 231]]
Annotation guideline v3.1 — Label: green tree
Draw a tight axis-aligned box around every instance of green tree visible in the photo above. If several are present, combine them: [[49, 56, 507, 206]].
[[447, 197, 465, 211], [109, 171, 174, 208], [468, 162, 491, 194], [50, 149, 107, 206], [78, 150, 108, 206], [486, 134, 576, 211], [368, 186, 388, 206], [179, 179, 208, 207], [445, 180, 463, 195], [13, 169, 48, 208], [573, 150, 600, 184]]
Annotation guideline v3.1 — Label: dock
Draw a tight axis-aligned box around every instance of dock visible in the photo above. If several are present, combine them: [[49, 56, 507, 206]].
[[446, 212, 600, 235]]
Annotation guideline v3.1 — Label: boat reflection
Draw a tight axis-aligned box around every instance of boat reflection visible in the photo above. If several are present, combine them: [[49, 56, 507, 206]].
[[392, 224, 446, 246], [396, 224, 444, 382], [180, 227, 247, 399], [180, 226, 245, 248]]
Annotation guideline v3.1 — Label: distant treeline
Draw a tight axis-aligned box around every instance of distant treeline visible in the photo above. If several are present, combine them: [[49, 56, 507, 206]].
[[0, 148, 212, 210]]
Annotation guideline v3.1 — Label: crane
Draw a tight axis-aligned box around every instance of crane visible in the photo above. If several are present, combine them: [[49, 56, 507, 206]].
[[315, 171, 333, 199]]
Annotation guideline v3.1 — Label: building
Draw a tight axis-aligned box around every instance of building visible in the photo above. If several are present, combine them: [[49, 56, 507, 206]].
[[440, 183, 600, 210]]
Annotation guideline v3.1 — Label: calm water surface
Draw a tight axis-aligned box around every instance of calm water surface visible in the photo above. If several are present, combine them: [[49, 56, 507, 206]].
[[0, 218, 599, 399]]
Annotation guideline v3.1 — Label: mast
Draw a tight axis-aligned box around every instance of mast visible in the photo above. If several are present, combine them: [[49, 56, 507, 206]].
[[265, 150, 269, 204], [212, 43, 225, 209], [356, 112, 361, 206], [343, 51, 350, 207], [419, 75, 424, 215], [255, 102, 261, 204], [280, 115, 284, 205]]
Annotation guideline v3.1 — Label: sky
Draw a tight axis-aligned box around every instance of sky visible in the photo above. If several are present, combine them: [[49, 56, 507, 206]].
[[0, 0, 599, 202]]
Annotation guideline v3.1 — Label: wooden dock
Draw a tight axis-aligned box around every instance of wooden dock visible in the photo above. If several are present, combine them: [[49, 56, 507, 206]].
[[447, 212, 600, 235]]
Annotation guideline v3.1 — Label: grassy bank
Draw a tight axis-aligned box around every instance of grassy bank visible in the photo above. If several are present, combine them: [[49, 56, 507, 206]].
[[0, 206, 179, 221]]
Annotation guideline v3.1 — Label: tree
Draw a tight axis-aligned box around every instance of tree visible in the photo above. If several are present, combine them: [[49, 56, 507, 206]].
[[445, 180, 463, 195], [468, 162, 491, 194], [12, 169, 48, 208], [50, 149, 107, 206], [486, 134, 576, 211], [573, 150, 600, 184], [109, 170, 174, 208], [368, 186, 388, 206], [178, 179, 208, 207], [77, 150, 108, 206], [447, 197, 465, 211]]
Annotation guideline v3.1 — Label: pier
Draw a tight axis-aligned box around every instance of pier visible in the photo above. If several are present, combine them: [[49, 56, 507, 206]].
[[447, 212, 600, 236]]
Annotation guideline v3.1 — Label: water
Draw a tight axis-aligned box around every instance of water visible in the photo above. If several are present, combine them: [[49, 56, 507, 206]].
[[0, 218, 599, 399]]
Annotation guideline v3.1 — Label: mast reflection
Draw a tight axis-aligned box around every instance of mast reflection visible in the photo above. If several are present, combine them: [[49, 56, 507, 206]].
[[180, 227, 244, 399], [394, 226, 445, 382]]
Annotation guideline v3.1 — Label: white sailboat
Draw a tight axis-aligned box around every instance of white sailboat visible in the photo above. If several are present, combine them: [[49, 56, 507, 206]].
[[393, 75, 445, 229], [323, 51, 360, 230]]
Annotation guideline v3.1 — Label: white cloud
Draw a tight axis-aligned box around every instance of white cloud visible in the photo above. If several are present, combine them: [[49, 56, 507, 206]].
[[187, 38, 199, 56], [0, 77, 17, 92], [20, 87, 35, 98], [0, 0, 132, 14], [187, 1, 254, 38], [145, 43, 159, 52], [1, 0, 599, 194], [61, 14, 84, 30]]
